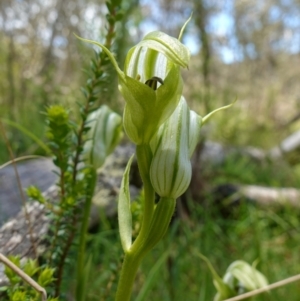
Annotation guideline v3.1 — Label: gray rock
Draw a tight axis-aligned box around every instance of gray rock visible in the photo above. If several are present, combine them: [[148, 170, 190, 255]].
[[0, 158, 57, 226]]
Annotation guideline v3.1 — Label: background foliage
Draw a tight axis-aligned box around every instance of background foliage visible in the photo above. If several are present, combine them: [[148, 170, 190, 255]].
[[1, 0, 299, 161], [1, 0, 300, 300]]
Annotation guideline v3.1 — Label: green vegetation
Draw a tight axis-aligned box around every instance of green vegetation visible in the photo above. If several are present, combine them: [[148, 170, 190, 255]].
[[1, 0, 300, 300], [80, 153, 300, 300]]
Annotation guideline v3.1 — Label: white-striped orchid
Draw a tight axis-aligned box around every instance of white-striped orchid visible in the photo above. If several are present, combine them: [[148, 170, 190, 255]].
[[76, 30, 190, 145], [149, 97, 199, 198], [84, 105, 123, 169], [149, 96, 235, 199]]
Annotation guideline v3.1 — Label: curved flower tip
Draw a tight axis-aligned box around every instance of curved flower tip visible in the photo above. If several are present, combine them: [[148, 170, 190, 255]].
[[178, 13, 193, 41], [202, 97, 237, 125], [74, 33, 124, 78]]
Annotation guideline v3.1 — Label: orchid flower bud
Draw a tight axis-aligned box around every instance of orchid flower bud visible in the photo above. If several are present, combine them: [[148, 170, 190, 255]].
[[148, 93, 236, 199], [150, 97, 200, 199], [76, 26, 190, 145], [84, 105, 122, 169]]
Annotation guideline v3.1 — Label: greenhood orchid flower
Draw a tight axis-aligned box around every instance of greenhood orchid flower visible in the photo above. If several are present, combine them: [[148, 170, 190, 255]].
[[198, 254, 268, 301], [219, 260, 268, 299], [149, 97, 198, 198], [76, 31, 190, 145], [77, 16, 237, 301], [84, 105, 122, 169], [149, 96, 234, 199]]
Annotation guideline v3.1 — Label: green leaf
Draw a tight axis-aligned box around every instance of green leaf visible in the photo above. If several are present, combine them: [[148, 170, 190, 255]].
[[23, 259, 39, 277], [135, 249, 170, 301], [37, 267, 55, 287], [197, 253, 234, 300], [76, 255, 93, 301], [11, 291, 26, 301], [139, 197, 176, 254], [0, 118, 51, 154], [118, 154, 134, 252]]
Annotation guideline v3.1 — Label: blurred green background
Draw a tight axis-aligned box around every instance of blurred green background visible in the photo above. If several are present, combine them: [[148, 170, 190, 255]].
[[1, 0, 300, 300]]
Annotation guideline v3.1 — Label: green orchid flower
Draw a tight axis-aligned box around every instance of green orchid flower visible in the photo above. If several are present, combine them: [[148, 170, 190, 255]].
[[149, 96, 235, 199], [219, 260, 268, 300], [198, 253, 268, 301], [149, 97, 193, 198], [76, 15, 238, 301], [76, 26, 190, 145], [84, 105, 123, 169]]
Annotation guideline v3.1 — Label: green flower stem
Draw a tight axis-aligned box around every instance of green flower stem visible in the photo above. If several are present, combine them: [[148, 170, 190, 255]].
[[76, 168, 97, 301], [115, 144, 177, 301], [115, 198, 176, 301], [132, 145, 155, 249], [136, 144, 153, 184], [115, 145, 155, 301], [114, 251, 143, 301]]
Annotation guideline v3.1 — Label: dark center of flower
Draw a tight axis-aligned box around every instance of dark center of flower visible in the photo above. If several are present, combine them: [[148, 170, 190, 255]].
[[145, 76, 164, 90]]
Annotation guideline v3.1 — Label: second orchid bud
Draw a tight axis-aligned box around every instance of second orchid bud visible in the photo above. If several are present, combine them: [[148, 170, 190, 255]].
[[149, 97, 202, 199]]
